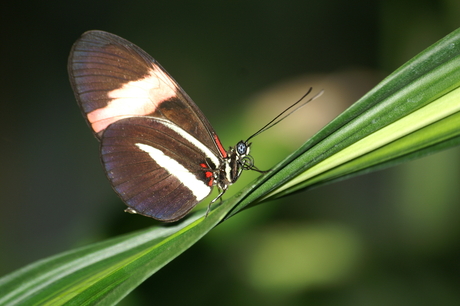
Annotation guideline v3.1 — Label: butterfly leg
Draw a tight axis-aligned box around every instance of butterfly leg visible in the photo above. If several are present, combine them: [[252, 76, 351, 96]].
[[205, 187, 227, 217]]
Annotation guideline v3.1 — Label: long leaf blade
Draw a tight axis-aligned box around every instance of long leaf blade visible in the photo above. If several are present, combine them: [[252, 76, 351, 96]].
[[226, 27, 460, 216]]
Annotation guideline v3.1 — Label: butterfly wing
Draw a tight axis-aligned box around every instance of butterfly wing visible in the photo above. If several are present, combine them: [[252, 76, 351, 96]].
[[101, 117, 218, 221], [68, 30, 227, 158]]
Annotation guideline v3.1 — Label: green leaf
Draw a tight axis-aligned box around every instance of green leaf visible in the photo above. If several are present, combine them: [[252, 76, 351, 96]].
[[2, 27, 460, 306], [0, 199, 233, 306], [268, 87, 460, 199]]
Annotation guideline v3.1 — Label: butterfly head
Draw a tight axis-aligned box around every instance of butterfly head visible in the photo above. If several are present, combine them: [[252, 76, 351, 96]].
[[234, 140, 259, 173]]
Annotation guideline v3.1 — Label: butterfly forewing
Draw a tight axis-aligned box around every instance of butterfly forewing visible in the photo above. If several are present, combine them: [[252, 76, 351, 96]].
[[101, 117, 216, 221], [68, 30, 224, 157]]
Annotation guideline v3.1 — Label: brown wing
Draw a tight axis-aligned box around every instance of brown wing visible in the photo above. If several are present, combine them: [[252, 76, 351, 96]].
[[68, 30, 225, 158], [100, 116, 217, 222]]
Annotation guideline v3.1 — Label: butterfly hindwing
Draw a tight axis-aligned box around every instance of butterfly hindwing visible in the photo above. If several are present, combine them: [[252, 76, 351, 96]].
[[101, 116, 218, 221]]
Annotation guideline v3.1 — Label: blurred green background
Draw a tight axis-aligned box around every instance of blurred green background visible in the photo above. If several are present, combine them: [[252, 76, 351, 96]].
[[2, 1, 460, 305]]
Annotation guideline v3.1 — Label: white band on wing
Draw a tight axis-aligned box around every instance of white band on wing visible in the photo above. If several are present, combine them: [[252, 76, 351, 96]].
[[135, 143, 211, 201]]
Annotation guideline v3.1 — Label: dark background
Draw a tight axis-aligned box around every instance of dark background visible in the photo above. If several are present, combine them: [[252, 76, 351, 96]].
[[2, 1, 460, 305]]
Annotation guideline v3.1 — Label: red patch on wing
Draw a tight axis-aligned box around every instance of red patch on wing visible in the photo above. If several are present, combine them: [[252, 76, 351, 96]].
[[213, 135, 227, 158], [207, 174, 214, 186]]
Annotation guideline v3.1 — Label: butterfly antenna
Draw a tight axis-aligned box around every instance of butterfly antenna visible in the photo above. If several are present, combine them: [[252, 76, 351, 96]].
[[246, 88, 324, 142]]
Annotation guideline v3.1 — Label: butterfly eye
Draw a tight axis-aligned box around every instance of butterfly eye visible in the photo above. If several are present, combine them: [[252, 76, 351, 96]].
[[236, 141, 248, 155]]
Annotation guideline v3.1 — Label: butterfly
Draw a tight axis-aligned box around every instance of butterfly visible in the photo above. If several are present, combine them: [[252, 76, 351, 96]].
[[68, 30, 321, 222]]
